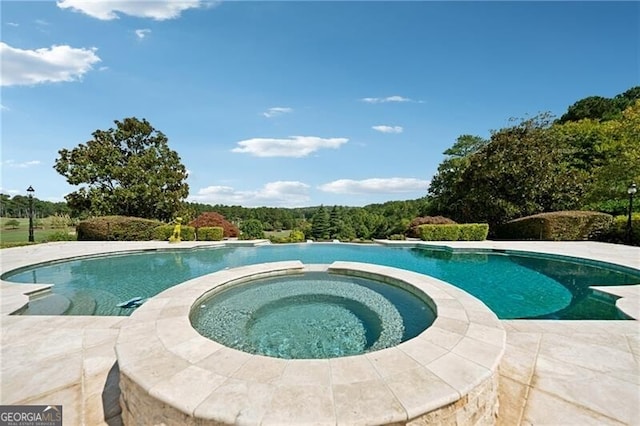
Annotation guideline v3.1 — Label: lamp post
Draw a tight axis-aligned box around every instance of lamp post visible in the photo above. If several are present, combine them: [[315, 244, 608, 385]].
[[27, 185, 34, 243], [627, 183, 637, 245]]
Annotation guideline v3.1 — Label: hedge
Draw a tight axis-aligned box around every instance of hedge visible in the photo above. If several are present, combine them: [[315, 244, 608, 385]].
[[496, 211, 613, 241], [596, 213, 640, 246], [153, 224, 196, 241], [77, 216, 163, 241], [418, 223, 489, 241], [197, 226, 224, 241]]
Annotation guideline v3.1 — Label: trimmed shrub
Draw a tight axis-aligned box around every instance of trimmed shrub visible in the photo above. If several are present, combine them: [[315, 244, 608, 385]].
[[289, 229, 305, 243], [189, 212, 239, 238], [418, 224, 488, 241], [596, 213, 640, 246], [77, 216, 163, 241], [197, 226, 224, 241], [153, 225, 196, 241], [496, 211, 613, 241], [407, 216, 456, 238]]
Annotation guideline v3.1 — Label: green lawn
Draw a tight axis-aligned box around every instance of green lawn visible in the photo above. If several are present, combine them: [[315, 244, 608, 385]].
[[0, 217, 76, 248]]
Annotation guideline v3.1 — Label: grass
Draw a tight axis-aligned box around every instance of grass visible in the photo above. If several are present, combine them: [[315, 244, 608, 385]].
[[0, 217, 76, 248], [264, 230, 291, 239]]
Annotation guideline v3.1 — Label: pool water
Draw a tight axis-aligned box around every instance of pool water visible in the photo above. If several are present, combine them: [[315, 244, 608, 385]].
[[4, 244, 640, 319], [191, 272, 435, 359]]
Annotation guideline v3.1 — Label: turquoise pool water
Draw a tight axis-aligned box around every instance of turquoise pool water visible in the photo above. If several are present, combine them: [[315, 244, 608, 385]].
[[4, 244, 640, 319], [191, 272, 435, 359]]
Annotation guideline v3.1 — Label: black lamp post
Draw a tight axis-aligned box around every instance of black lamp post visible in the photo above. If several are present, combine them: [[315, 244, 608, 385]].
[[27, 185, 35, 243], [627, 183, 637, 245]]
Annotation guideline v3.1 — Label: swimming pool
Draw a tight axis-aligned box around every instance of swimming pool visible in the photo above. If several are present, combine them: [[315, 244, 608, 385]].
[[4, 243, 640, 319]]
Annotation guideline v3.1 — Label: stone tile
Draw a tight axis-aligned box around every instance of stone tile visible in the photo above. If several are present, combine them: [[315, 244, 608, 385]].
[[533, 354, 640, 423], [366, 347, 423, 377], [497, 375, 528, 426], [196, 347, 252, 377], [523, 388, 627, 426], [19, 383, 82, 426], [329, 355, 381, 385], [465, 322, 506, 348], [194, 377, 276, 425], [538, 332, 637, 374], [150, 365, 227, 415], [499, 342, 537, 385], [383, 367, 458, 419], [167, 336, 223, 364], [426, 352, 491, 396], [503, 331, 541, 353], [232, 355, 288, 384], [83, 328, 120, 349], [278, 359, 331, 387], [121, 352, 191, 391], [333, 379, 407, 425], [1, 351, 83, 403], [398, 337, 448, 366], [417, 326, 464, 350], [262, 384, 335, 425], [431, 317, 469, 335], [451, 337, 504, 371]]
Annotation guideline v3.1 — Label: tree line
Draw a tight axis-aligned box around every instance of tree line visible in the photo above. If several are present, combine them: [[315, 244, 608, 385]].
[[3, 87, 635, 239]]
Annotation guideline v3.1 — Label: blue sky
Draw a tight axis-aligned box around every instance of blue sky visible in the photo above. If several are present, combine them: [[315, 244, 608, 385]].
[[1, 1, 638, 208]]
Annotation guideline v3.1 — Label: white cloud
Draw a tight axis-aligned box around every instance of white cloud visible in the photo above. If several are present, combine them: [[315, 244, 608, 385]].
[[3, 160, 41, 168], [232, 136, 348, 158], [135, 29, 151, 39], [361, 95, 414, 104], [318, 177, 429, 194], [1, 104, 9, 111], [7, 22, 19, 27], [262, 107, 292, 118], [372, 125, 403, 134], [35, 19, 50, 26], [56, 0, 210, 21], [0, 42, 101, 86], [191, 181, 311, 207], [0, 187, 20, 195]]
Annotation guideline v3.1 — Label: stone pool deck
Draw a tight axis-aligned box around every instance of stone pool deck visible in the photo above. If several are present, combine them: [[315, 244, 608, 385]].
[[1, 241, 639, 425]]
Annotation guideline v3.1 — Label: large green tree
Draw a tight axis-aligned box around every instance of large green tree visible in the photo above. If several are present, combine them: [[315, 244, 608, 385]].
[[54, 117, 189, 221], [447, 114, 588, 226], [427, 134, 488, 218]]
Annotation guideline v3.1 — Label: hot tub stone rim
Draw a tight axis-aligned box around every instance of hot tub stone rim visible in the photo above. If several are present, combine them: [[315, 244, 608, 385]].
[[116, 260, 505, 425]]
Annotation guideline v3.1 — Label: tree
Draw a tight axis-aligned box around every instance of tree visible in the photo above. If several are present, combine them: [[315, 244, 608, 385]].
[[557, 86, 640, 124], [451, 114, 588, 226], [240, 219, 265, 239], [310, 205, 330, 239], [584, 101, 640, 211], [54, 117, 189, 221], [428, 135, 488, 218]]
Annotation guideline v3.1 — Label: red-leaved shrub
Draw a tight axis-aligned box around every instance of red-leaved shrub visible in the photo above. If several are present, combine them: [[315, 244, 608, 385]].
[[188, 212, 239, 238]]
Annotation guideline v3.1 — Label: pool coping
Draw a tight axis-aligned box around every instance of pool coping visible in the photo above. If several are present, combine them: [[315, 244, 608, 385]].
[[115, 260, 505, 424]]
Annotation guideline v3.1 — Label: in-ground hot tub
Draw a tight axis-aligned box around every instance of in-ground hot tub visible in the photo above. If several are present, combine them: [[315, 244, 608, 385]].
[[190, 270, 436, 359], [116, 261, 505, 425]]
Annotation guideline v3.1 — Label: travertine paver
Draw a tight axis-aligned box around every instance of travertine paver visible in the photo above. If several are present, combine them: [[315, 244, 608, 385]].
[[1, 240, 639, 425], [116, 261, 504, 424]]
